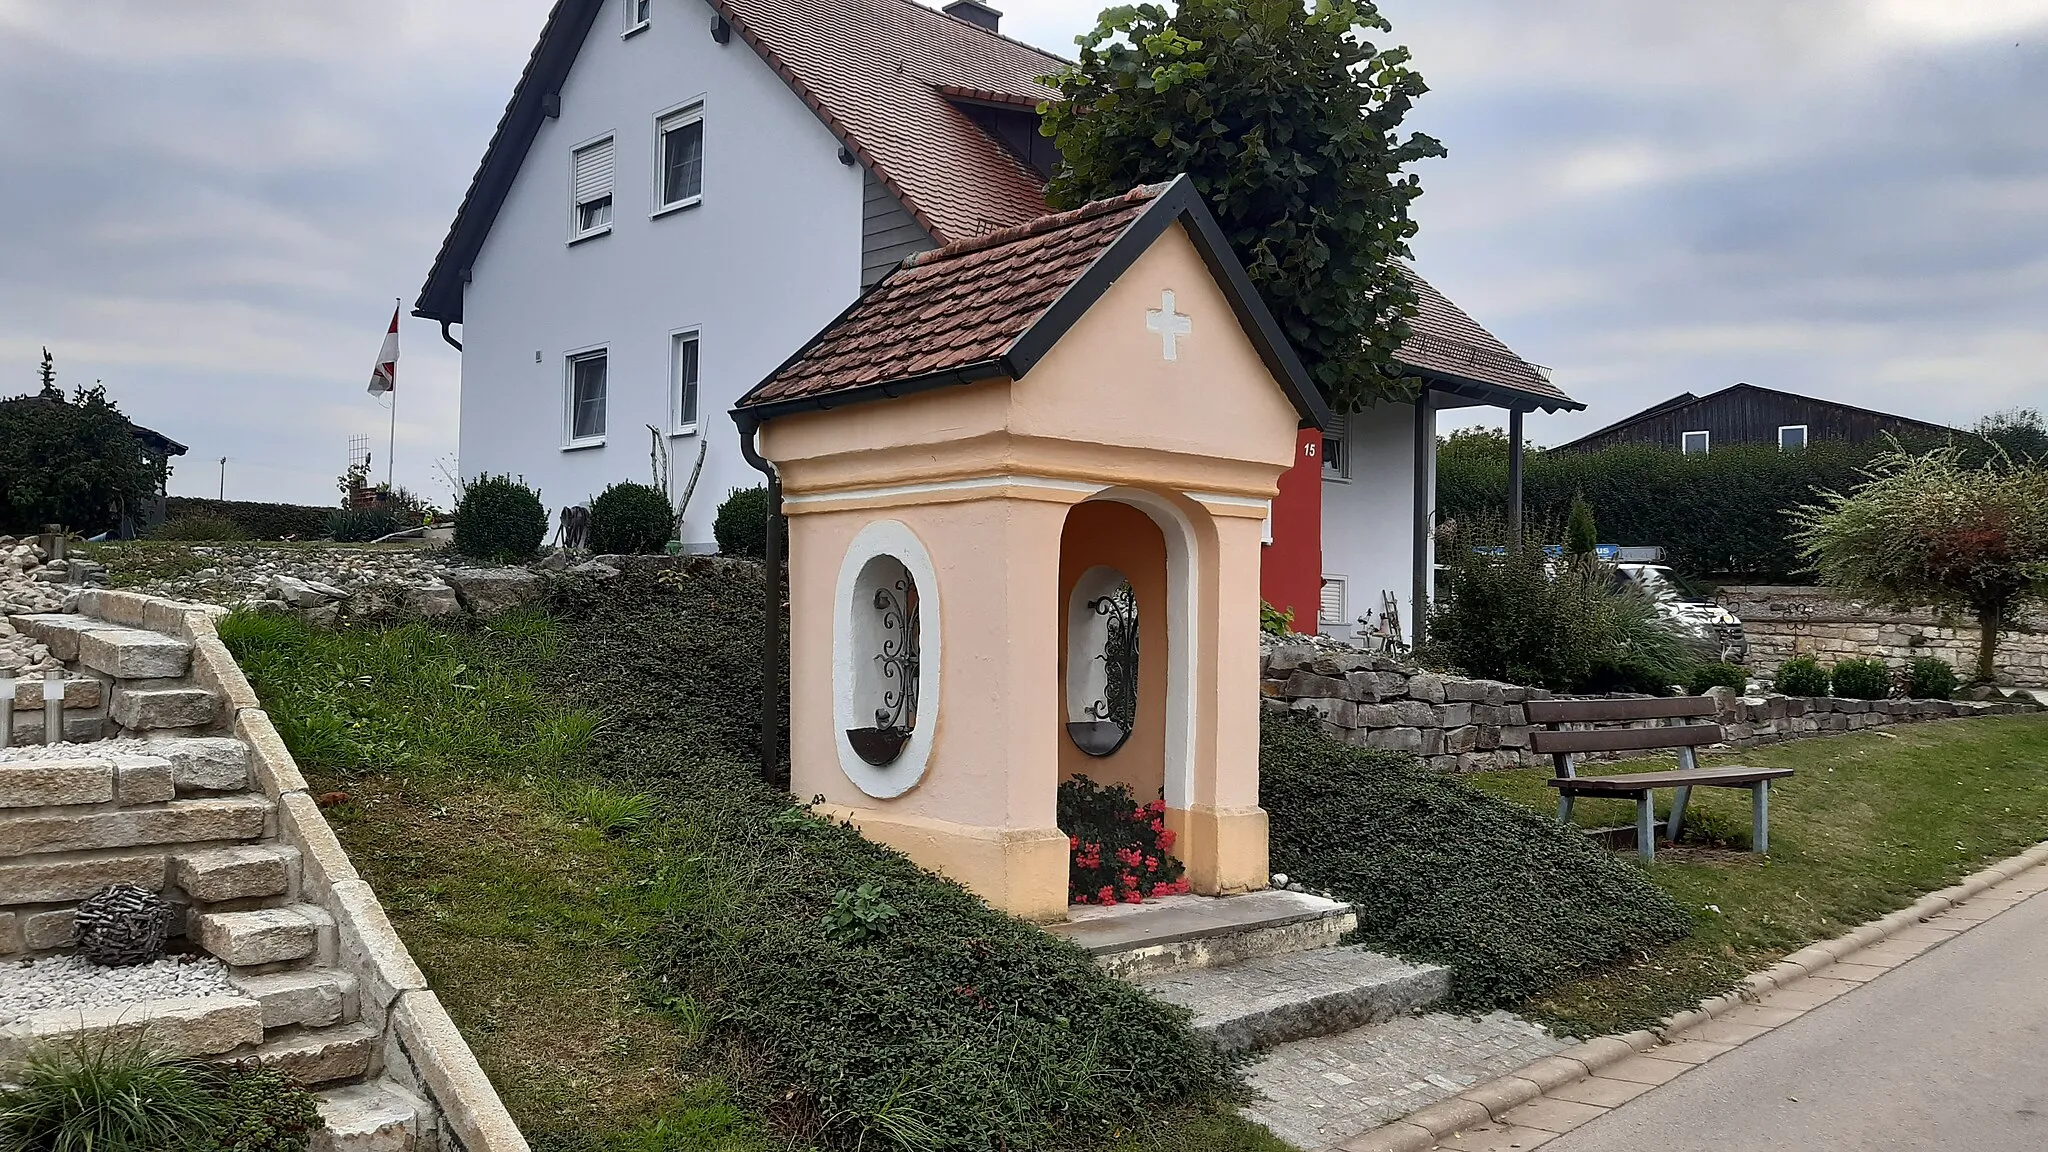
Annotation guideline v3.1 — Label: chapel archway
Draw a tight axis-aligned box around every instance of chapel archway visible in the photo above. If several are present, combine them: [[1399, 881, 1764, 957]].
[[1057, 498, 1173, 804]]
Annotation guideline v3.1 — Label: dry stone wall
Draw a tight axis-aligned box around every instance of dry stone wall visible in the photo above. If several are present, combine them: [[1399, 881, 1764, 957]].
[[1718, 585, 2048, 689], [1260, 640, 2040, 772]]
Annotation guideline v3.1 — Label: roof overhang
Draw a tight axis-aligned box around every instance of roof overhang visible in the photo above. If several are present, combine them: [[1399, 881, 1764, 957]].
[[1411, 366, 1586, 414]]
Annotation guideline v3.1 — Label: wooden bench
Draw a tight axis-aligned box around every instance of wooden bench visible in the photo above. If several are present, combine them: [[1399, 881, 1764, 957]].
[[1527, 697, 1794, 862]]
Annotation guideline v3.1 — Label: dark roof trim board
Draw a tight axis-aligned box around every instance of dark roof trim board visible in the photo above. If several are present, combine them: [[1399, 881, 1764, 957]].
[[1551, 381, 1952, 451], [1414, 368, 1581, 414], [734, 175, 1334, 433]]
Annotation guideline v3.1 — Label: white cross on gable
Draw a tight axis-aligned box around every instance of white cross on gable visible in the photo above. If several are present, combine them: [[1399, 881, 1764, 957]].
[[1145, 289, 1191, 362]]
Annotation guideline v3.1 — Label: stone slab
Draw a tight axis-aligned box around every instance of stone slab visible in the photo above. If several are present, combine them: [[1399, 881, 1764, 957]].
[[77, 627, 191, 679], [391, 992, 530, 1152], [175, 844, 295, 902], [0, 995, 263, 1062], [0, 759, 113, 808], [232, 968, 353, 1030], [0, 795, 269, 858], [313, 1082, 423, 1152], [195, 904, 323, 966], [114, 757, 175, 805], [140, 737, 251, 792], [1141, 945, 1451, 1052], [1048, 890, 1353, 954], [241, 1020, 379, 1086], [112, 687, 218, 731], [0, 852, 166, 904]]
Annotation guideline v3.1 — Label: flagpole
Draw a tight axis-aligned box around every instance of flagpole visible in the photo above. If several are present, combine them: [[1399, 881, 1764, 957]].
[[386, 298, 398, 489]]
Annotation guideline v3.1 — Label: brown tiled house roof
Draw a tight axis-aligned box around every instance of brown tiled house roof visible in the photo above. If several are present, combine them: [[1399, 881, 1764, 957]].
[[417, 0, 1578, 413], [735, 176, 1333, 431]]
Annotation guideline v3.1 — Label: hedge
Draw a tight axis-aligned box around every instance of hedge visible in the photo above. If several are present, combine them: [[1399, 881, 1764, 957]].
[[162, 497, 332, 541], [1436, 432, 1922, 579]]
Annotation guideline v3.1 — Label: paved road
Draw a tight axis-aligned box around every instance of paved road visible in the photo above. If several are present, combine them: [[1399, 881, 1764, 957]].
[[1547, 888, 2048, 1151]]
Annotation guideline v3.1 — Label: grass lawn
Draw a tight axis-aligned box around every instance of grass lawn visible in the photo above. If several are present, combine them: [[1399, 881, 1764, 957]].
[[1470, 714, 2048, 1036]]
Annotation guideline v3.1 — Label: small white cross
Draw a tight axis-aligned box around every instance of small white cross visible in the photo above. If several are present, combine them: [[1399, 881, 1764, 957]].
[[1146, 289, 1191, 362]]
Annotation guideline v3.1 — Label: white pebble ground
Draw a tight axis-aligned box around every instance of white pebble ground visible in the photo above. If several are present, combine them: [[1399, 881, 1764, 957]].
[[1, 954, 238, 1021]]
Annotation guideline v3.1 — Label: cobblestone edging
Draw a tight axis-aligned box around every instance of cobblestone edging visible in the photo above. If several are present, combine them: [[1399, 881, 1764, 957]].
[[1331, 839, 2048, 1152], [76, 589, 530, 1152], [1260, 642, 2040, 774]]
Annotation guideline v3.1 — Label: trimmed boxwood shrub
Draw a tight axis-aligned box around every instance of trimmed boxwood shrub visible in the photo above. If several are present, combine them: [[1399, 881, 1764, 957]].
[[1684, 662, 1749, 696], [1774, 655, 1831, 696], [1261, 712, 1691, 1007], [1830, 657, 1893, 700], [1904, 656, 1960, 700], [453, 474, 547, 563], [712, 485, 783, 560], [148, 513, 248, 542], [587, 481, 675, 554], [162, 497, 332, 540]]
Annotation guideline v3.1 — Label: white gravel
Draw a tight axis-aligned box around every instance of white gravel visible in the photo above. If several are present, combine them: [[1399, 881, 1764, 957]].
[[1, 953, 240, 1022]]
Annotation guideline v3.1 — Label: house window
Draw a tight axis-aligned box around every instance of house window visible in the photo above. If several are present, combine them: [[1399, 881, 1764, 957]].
[[566, 349, 607, 445], [1681, 430, 1709, 455], [670, 329, 700, 432], [1319, 576, 1347, 627], [1778, 424, 1808, 451], [655, 106, 704, 213], [624, 0, 650, 34], [570, 137, 615, 240], [1321, 432, 1348, 480]]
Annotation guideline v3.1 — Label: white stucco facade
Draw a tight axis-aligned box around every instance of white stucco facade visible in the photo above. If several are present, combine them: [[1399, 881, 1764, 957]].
[[458, 0, 865, 546], [1319, 397, 1437, 645]]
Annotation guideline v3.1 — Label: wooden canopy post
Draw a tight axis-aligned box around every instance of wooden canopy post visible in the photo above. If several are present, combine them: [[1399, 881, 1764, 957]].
[[1507, 407, 1525, 550]]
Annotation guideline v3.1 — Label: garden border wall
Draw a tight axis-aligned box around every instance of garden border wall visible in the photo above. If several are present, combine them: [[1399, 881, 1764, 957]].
[[75, 588, 530, 1152], [1715, 585, 2048, 690], [1260, 642, 2040, 772]]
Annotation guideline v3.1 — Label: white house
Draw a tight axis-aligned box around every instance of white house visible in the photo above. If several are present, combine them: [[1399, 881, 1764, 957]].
[[415, 0, 1579, 641]]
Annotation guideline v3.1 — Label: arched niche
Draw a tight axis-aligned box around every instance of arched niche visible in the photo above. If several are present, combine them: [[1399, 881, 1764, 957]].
[[1066, 565, 1139, 757], [832, 520, 941, 798]]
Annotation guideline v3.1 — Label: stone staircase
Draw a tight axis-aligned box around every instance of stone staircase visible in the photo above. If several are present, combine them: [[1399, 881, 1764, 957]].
[[1, 596, 509, 1151], [1049, 889, 1451, 1054]]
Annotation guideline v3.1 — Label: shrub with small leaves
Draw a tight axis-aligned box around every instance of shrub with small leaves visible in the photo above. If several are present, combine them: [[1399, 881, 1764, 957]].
[[1773, 655, 1832, 697], [194, 1061, 321, 1152], [327, 507, 401, 543], [711, 486, 783, 560], [1684, 662, 1749, 696], [1260, 599, 1295, 637], [1903, 656, 1961, 700], [147, 513, 248, 542], [453, 473, 547, 563], [587, 481, 676, 554], [1830, 657, 1893, 700]]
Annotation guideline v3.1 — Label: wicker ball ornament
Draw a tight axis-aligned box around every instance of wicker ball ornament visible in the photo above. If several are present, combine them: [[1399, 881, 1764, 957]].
[[74, 883, 173, 967]]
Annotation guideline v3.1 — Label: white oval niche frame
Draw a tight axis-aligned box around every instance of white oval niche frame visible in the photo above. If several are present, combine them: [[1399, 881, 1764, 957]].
[[833, 519, 942, 798]]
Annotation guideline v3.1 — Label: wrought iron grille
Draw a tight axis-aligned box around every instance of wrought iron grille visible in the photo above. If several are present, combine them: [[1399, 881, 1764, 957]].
[[1084, 582, 1138, 733], [848, 575, 920, 767]]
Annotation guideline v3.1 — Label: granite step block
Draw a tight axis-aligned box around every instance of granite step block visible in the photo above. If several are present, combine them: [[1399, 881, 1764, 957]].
[[175, 844, 297, 903], [76, 626, 192, 679], [0, 995, 264, 1063], [314, 1081, 423, 1152], [232, 968, 355, 1030], [0, 795, 271, 858], [195, 904, 331, 966], [1139, 945, 1451, 1052], [236, 1021, 380, 1086], [112, 687, 218, 731]]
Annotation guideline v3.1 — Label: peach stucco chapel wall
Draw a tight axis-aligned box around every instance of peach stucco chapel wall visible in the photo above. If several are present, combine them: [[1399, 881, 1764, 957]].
[[761, 220, 1297, 920]]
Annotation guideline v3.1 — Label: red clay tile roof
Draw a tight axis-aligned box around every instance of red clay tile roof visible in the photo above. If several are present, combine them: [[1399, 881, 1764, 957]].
[[714, 0, 1060, 244], [1396, 270, 1578, 410], [740, 185, 1159, 407]]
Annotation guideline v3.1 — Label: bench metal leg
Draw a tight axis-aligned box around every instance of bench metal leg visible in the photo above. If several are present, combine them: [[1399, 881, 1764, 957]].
[[1557, 793, 1575, 824], [1752, 780, 1770, 854], [1666, 785, 1692, 844], [1637, 793, 1657, 864]]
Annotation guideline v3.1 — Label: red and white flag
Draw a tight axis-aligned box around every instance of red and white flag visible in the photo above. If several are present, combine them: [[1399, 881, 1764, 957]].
[[367, 304, 399, 396]]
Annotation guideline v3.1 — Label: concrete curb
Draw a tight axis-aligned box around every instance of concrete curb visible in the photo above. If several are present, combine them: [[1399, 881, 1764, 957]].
[[1329, 838, 2048, 1152]]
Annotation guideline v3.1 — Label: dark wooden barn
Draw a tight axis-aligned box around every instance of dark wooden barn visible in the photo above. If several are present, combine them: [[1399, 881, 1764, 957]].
[[1553, 382, 1952, 454]]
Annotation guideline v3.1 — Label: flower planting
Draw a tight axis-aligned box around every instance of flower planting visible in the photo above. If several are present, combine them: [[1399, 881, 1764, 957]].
[[1057, 774, 1189, 904]]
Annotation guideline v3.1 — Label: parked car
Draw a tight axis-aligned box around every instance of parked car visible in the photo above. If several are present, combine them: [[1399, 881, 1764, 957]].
[[1615, 562, 1748, 663]]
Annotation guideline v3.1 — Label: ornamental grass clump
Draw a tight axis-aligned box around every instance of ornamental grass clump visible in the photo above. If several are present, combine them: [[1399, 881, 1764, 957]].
[[1260, 712, 1690, 1007], [1057, 775, 1190, 904]]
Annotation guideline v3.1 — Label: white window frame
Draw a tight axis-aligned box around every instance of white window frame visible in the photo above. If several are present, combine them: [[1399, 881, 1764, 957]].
[[1778, 424, 1808, 451], [1681, 430, 1710, 455], [564, 345, 609, 449], [623, 0, 650, 36], [651, 100, 706, 217], [1319, 576, 1347, 628], [568, 133, 616, 243], [669, 326, 702, 435], [1320, 428, 1349, 481]]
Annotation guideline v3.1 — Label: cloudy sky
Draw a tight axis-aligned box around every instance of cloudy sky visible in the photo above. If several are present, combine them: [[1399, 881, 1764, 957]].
[[3, 1, 2044, 504]]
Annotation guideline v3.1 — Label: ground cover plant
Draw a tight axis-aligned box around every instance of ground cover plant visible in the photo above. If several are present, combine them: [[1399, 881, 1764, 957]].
[[221, 565, 1277, 1152], [1260, 714, 1691, 1007], [1466, 713, 2048, 1034]]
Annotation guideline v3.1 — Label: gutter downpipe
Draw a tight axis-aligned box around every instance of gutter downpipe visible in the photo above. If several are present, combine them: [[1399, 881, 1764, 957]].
[[733, 413, 784, 788], [438, 321, 463, 352]]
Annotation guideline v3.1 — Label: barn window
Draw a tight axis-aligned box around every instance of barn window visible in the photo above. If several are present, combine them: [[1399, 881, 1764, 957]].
[[1778, 425, 1808, 451], [1681, 430, 1709, 455]]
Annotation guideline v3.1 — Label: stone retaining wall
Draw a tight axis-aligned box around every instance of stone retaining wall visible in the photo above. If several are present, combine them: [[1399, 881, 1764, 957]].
[[1260, 641, 2040, 772], [1718, 585, 2048, 689]]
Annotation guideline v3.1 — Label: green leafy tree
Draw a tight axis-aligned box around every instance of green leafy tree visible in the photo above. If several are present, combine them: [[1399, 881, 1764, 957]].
[[1792, 445, 2048, 683], [1974, 408, 2048, 464], [0, 353, 167, 534], [1040, 0, 1444, 412], [1565, 493, 1598, 559]]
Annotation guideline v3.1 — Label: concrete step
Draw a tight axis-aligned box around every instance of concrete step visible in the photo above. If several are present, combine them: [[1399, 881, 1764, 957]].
[[1048, 889, 1358, 978], [315, 1080, 425, 1152], [237, 1020, 380, 1086], [1139, 945, 1450, 1053], [175, 844, 297, 903], [112, 686, 218, 732], [0, 995, 264, 1062], [0, 794, 270, 859], [195, 903, 333, 967], [0, 754, 173, 809], [232, 967, 356, 1030]]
